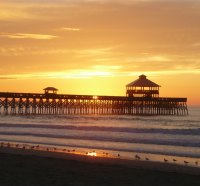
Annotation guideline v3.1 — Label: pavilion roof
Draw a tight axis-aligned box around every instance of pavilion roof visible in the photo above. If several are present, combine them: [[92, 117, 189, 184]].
[[126, 75, 160, 87], [43, 87, 58, 91]]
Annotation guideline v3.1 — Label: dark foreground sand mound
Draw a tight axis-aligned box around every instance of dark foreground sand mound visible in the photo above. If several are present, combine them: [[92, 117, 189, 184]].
[[0, 151, 200, 186]]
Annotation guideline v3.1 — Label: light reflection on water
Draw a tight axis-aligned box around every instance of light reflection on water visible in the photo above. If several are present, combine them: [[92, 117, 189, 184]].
[[0, 140, 200, 168]]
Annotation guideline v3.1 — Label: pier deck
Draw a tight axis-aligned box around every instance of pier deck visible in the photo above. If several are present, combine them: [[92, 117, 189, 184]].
[[0, 92, 188, 115]]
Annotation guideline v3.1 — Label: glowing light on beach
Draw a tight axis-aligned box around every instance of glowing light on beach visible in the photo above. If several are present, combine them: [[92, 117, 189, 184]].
[[87, 152, 97, 156]]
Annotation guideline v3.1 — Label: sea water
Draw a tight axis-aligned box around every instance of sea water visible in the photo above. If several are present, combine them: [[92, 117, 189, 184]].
[[0, 106, 199, 167]]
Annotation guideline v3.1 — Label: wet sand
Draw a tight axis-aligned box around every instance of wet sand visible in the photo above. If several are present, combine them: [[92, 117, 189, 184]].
[[0, 146, 200, 186]]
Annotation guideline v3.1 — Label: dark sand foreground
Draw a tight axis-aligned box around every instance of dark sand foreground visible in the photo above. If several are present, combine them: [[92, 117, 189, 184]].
[[0, 147, 200, 186]]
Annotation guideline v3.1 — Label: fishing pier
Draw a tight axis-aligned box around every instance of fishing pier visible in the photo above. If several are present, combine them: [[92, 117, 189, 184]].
[[0, 75, 188, 115]]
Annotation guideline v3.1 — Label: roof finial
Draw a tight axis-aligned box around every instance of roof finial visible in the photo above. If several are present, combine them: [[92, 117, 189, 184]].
[[139, 74, 146, 79]]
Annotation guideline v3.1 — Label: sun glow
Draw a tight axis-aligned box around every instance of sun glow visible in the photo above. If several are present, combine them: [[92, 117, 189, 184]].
[[0, 0, 200, 105], [93, 96, 98, 100]]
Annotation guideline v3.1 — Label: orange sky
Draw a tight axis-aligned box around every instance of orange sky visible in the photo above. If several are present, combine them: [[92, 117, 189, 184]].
[[0, 0, 200, 105]]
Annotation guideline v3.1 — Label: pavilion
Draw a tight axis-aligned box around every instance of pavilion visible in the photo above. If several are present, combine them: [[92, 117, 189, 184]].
[[43, 87, 58, 94], [126, 75, 160, 98]]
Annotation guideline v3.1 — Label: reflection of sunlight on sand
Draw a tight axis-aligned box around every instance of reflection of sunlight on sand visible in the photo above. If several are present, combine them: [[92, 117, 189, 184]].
[[86, 152, 97, 156]]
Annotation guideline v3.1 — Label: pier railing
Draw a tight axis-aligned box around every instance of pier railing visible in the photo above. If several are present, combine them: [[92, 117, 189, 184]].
[[0, 92, 188, 115]]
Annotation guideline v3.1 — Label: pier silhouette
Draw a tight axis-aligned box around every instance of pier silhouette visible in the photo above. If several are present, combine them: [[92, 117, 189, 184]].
[[0, 75, 188, 115]]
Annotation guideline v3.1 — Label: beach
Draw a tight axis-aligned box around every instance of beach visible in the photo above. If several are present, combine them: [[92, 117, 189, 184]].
[[0, 109, 200, 186], [0, 146, 200, 186]]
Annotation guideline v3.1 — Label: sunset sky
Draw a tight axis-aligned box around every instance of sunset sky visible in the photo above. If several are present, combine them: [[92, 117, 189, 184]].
[[0, 0, 200, 105]]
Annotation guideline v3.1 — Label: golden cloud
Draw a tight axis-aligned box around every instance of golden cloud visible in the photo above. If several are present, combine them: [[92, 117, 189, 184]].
[[60, 27, 81, 31], [0, 33, 58, 40]]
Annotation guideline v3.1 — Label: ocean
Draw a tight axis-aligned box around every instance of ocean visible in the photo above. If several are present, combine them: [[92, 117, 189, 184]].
[[0, 106, 200, 167]]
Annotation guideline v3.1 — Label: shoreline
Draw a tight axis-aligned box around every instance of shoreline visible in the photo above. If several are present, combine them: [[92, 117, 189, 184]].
[[0, 146, 200, 176]]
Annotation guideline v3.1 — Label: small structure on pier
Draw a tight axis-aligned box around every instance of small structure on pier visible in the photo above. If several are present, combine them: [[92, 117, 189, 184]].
[[44, 87, 58, 94], [126, 75, 160, 98]]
